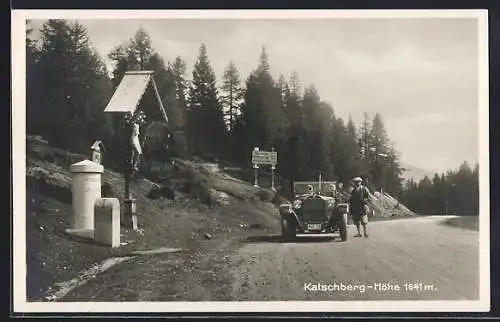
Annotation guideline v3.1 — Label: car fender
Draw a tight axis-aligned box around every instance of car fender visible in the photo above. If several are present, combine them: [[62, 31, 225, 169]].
[[279, 204, 304, 229]]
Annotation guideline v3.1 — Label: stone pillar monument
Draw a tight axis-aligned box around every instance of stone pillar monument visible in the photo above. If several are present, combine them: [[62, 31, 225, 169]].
[[66, 159, 104, 238]]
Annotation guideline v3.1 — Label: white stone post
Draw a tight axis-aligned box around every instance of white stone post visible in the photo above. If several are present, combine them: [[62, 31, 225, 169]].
[[94, 198, 121, 248], [67, 160, 104, 238]]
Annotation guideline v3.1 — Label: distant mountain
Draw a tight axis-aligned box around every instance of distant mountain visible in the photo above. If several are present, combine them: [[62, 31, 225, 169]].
[[401, 163, 435, 183]]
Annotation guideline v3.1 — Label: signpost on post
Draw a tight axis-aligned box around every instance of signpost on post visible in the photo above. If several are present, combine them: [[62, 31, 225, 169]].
[[251, 147, 278, 190]]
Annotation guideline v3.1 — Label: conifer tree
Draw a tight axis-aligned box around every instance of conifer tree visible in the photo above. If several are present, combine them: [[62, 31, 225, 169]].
[[187, 44, 227, 158], [239, 46, 287, 162], [33, 19, 113, 152], [108, 27, 175, 162], [169, 56, 188, 130], [220, 61, 243, 132]]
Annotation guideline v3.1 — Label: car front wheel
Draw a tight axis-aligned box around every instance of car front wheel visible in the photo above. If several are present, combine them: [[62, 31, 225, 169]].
[[281, 216, 296, 242], [340, 213, 348, 241]]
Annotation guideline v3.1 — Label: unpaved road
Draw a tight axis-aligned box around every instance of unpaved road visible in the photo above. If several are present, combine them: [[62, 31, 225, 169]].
[[60, 215, 479, 301], [227, 215, 479, 301]]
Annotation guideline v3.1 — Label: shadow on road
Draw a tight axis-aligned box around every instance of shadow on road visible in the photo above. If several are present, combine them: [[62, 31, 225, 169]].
[[243, 234, 344, 244]]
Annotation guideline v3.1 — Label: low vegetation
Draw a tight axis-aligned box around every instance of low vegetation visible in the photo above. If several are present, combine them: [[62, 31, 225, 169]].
[[442, 216, 479, 231]]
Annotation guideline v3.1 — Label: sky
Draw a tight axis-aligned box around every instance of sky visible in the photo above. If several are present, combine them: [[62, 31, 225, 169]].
[[28, 17, 481, 174]]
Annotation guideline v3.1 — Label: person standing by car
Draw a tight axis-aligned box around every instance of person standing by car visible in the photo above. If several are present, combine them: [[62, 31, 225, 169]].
[[349, 177, 370, 238]]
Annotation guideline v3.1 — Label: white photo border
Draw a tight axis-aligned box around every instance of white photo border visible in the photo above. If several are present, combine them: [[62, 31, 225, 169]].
[[11, 9, 491, 313]]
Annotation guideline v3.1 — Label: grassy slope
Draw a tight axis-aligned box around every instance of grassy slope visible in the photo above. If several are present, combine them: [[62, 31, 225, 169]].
[[25, 136, 281, 301], [25, 135, 416, 301]]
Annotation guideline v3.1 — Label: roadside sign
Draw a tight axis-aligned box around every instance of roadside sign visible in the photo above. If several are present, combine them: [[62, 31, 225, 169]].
[[251, 147, 278, 189], [252, 150, 277, 165]]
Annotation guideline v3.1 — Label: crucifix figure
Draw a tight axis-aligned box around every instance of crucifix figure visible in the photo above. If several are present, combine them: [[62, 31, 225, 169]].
[[130, 121, 143, 173]]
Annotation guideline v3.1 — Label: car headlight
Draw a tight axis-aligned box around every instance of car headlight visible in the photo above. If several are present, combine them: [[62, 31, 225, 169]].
[[279, 204, 291, 215], [292, 200, 302, 209]]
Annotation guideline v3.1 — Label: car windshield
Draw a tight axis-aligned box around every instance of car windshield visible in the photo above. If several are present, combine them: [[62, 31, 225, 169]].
[[294, 181, 336, 196]]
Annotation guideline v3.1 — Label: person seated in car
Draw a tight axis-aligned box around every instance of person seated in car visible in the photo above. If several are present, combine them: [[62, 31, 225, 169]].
[[327, 183, 336, 197], [305, 184, 314, 195]]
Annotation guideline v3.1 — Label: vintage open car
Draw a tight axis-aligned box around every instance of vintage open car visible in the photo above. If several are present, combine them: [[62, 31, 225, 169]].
[[279, 181, 349, 242]]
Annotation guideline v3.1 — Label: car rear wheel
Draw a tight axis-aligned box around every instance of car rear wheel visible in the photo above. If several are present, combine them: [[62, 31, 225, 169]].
[[340, 213, 348, 241], [281, 216, 296, 242]]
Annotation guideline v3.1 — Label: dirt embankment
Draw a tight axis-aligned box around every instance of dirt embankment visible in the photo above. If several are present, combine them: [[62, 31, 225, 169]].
[[25, 136, 282, 301]]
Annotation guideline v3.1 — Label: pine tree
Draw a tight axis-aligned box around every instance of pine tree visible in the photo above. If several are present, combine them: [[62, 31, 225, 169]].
[[170, 56, 188, 129], [342, 115, 362, 181], [357, 112, 372, 184], [220, 61, 243, 132], [130, 27, 154, 70], [347, 115, 357, 142], [187, 44, 227, 158], [277, 74, 290, 108], [383, 145, 405, 195], [108, 27, 155, 85], [36, 19, 73, 145], [239, 46, 287, 162], [317, 101, 335, 180], [369, 112, 390, 190], [330, 115, 351, 182], [300, 85, 324, 178], [160, 56, 189, 158], [370, 113, 389, 154], [358, 112, 371, 158], [289, 71, 301, 99], [400, 161, 479, 215], [33, 19, 113, 152], [280, 74, 302, 185], [26, 20, 42, 134], [257, 45, 270, 74], [108, 27, 175, 162]]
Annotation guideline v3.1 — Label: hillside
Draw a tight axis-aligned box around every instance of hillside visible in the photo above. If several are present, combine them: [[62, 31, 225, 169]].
[[25, 135, 283, 300], [25, 135, 415, 301]]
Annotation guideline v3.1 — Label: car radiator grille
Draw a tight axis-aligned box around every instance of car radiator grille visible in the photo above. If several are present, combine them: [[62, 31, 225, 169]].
[[301, 198, 327, 222], [301, 211, 327, 222]]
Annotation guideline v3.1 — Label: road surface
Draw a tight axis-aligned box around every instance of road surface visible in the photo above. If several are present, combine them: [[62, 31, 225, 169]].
[[227, 215, 479, 301], [61, 215, 479, 301]]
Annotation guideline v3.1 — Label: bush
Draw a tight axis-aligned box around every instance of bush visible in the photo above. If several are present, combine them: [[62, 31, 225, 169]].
[[171, 130, 189, 159], [140, 161, 175, 182], [146, 184, 175, 200], [101, 182, 118, 198], [256, 189, 276, 202]]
